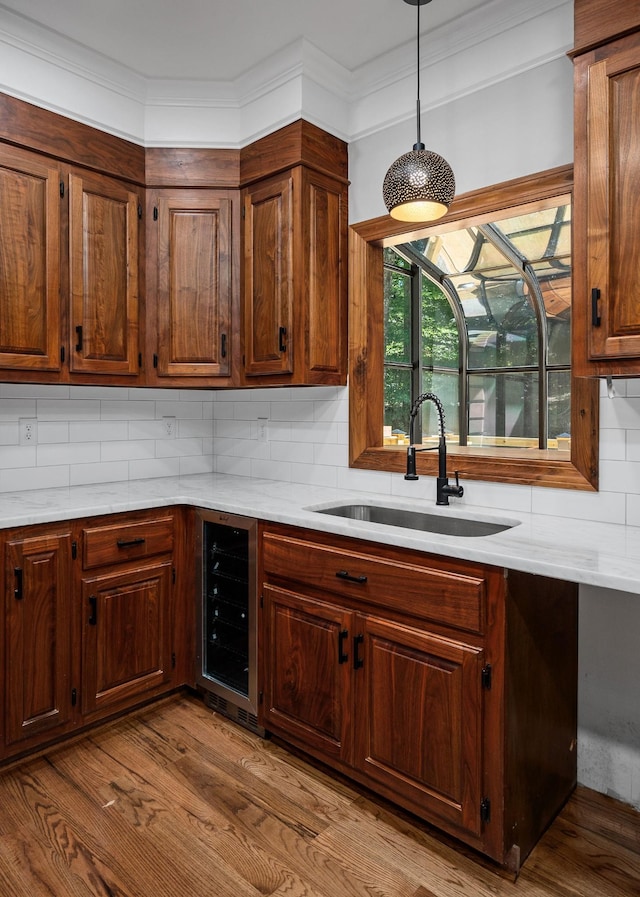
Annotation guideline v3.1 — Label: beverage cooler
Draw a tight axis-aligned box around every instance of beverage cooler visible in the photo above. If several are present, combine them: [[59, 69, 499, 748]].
[[195, 509, 262, 734]]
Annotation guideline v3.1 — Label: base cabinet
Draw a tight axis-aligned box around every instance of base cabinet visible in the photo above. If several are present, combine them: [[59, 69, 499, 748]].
[[3, 527, 73, 750], [1, 509, 184, 762], [259, 524, 578, 870]]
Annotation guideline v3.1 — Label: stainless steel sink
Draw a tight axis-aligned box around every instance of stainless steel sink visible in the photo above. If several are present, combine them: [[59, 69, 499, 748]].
[[313, 504, 517, 537]]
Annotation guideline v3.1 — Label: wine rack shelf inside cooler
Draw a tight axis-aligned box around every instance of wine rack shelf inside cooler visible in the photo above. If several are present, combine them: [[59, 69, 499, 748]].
[[203, 522, 251, 697]]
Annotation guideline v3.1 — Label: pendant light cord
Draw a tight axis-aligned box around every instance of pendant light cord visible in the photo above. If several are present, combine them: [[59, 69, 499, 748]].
[[415, 1, 424, 150]]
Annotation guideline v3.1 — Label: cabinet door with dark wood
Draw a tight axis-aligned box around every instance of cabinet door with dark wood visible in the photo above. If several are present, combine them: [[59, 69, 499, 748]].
[[4, 530, 73, 750], [242, 173, 294, 377], [149, 189, 234, 381], [80, 561, 173, 720], [0, 145, 62, 373], [68, 170, 141, 377], [353, 615, 485, 838], [262, 583, 353, 762], [574, 32, 640, 374]]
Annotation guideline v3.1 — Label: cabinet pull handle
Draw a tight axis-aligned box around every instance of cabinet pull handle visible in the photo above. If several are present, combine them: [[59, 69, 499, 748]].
[[221, 332, 227, 359], [336, 570, 368, 584], [591, 288, 601, 327], [88, 595, 97, 626], [353, 634, 364, 670], [14, 567, 23, 600], [279, 326, 287, 353], [75, 325, 83, 352], [338, 629, 349, 664], [116, 537, 146, 548]]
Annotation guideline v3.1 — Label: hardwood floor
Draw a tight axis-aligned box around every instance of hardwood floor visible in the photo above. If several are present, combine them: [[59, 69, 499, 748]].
[[0, 692, 638, 897]]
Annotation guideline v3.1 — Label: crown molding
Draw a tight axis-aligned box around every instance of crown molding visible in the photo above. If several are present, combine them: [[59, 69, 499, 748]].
[[0, 0, 572, 147]]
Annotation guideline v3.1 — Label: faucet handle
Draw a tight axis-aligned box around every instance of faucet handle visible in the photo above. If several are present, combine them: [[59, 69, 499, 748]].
[[452, 471, 464, 498]]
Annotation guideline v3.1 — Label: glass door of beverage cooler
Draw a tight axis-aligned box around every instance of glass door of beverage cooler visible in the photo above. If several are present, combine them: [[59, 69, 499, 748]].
[[195, 510, 258, 720]]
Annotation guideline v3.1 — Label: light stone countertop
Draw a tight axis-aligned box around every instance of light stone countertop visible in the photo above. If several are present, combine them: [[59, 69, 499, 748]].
[[1, 472, 639, 595]]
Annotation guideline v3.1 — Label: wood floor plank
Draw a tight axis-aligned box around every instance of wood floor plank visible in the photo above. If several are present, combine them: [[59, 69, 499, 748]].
[[0, 693, 638, 897]]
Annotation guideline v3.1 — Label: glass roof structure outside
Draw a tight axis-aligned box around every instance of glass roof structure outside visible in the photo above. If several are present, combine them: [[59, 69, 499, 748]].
[[386, 196, 571, 449]]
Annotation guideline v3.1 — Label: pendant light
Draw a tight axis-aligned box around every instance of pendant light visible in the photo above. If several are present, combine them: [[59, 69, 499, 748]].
[[383, 0, 455, 222]]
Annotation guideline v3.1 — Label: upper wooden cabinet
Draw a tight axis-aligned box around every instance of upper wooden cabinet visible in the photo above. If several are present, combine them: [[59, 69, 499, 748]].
[[69, 170, 142, 377], [573, 30, 640, 376], [573, 0, 640, 54], [146, 188, 237, 384], [241, 121, 348, 386], [0, 145, 62, 372]]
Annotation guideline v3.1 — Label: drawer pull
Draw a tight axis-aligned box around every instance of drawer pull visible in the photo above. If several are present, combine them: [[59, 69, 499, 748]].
[[14, 567, 23, 600], [336, 570, 368, 584], [338, 629, 349, 664], [88, 595, 97, 626], [353, 634, 364, 670], [116, 537, 146, 549]]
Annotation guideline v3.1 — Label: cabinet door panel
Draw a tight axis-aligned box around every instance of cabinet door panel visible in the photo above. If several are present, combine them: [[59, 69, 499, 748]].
[[355, 616, 484, 837], [155, 191, 232, 377], [69, 171, 140, 375], [243, 175, 293, 376], [262, 584, 352, 761], [306, 170, 347, 381], [0, 147, 61, 371], [81, 561, 172, 718], [579, 40, 640, 364], [4, 532, 72, 747]]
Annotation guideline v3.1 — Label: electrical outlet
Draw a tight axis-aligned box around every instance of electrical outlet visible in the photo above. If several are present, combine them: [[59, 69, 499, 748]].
[[162, 416, 176, 438], [257, 417, 268, 443], [19, 418, 38, 445]]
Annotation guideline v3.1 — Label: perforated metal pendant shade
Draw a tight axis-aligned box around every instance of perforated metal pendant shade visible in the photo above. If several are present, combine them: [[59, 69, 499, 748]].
[[383, 146, 455, 221], [383, 0, 455, 222]]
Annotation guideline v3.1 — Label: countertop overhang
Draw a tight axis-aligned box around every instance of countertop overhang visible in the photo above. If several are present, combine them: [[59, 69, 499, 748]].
[[2, 472, 639, 595]]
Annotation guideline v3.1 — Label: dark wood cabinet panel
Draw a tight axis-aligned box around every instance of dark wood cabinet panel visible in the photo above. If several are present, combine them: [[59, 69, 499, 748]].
[[148, 188, 235, 381], [80, 561, 173, 720], [242, 174, 294, 377], [4, 530, 73, 748], [262, 584, 353, 762], [354, 616, 484, 837], [69, 170, 141, 377], [0, 145, 62, 372], [573, 0, 640, 54]]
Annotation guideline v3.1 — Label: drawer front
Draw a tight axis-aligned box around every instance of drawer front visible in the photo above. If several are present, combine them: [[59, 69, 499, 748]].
[[262, 532, 486, 635], [83, 515, 174, 569]]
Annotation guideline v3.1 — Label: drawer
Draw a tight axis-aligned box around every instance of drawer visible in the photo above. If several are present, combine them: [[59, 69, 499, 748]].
[[262, 531, 486, 635], [83, 515, 174, 569]]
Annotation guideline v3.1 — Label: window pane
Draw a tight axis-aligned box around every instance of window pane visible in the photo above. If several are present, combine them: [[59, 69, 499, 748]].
[[384, 367, 412, 435], [422, 281, 459, 370], [384, 268, 411, 364], [421, 371, 459, 439], [453, 274, 539, 370], [548, 370, 571, 443], [468, 373, 539, 443]]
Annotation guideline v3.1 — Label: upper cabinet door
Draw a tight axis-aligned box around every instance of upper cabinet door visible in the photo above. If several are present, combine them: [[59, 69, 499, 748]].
[[152, 189, 233, 379], [69, 171, 140, 376], [242, 173, 294, 377], [0, 146, 61, 371], [574, 34, 640, 374]]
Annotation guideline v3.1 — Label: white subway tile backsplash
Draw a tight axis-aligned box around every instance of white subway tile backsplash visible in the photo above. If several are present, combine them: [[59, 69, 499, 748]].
[[70, 420, 128, 442], [156, 438, 203, 458], [215, 454, 252, 477], [0, 398, 37, 419], [70, 460, 129, 486], [313, 442, 349, 467], [180, 454, 214, 476], [0, 422, 19, 444], [129, 457, 180, 479], [1, 383, 69, 399], [290, 462, 338, 488], [0, 445, 36, 467], [155, 400, 203, 419], [270, 440, 314, 464], [37, 443, 100, 466], [38, 422, 70, 444], [0, 465, 69, 492], [100, 440, 155, 462], [38, 399, 100, 421], [531, 486, 626, 524], [101, 400, 155, 420]]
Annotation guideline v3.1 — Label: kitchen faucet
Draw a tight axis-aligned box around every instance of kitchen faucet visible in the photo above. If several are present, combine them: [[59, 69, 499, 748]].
[[404, 392, 464, 506]]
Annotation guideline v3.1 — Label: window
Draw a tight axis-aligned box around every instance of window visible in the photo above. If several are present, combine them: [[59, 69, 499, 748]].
[[384, 198, 571, 451], [349, 166, 598, 490]]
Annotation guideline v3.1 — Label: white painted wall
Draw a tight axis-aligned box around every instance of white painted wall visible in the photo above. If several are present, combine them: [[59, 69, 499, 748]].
[[0, 0, 638, 811]]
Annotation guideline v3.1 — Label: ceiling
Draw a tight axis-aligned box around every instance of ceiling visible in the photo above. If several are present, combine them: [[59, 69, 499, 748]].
[[0, 0, 497, 81]]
